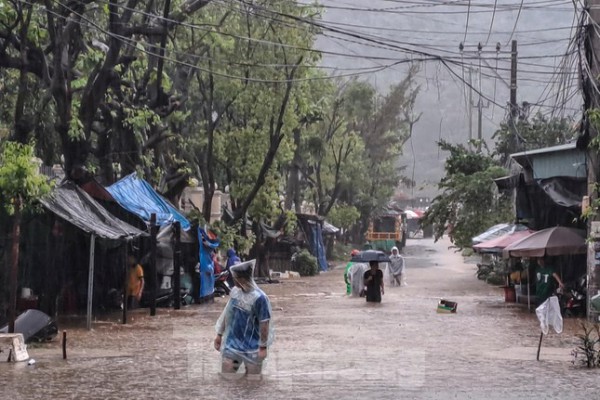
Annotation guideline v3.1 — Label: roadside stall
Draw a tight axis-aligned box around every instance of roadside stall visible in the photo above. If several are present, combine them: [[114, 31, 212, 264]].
[[502, 226, 587, 312]]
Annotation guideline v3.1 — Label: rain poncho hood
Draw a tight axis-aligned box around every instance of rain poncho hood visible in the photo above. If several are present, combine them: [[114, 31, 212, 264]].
[[215, 259, 274, 364], [226, 248, 241, 269], [389, 247, 404, 276]]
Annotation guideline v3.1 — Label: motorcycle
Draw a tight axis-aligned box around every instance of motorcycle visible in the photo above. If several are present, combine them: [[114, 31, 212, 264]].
[[557, 274, 587, 317], [214, 270, 231, 297], [565, 274, 587, 317], [140, 273, 194, 308]]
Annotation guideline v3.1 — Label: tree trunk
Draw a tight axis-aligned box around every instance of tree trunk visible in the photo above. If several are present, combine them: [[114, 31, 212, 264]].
[[285, 127, 302, 211], [8, 196, 22, 333]]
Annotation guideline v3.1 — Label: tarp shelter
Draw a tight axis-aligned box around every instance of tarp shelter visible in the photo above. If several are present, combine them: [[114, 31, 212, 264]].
[[473, 229, 535, 253], [472, 223, 529, 245], [40, 182, 147, 329], [106, 173, 191, 231], [296, 214, 328, 271], [198, 228, 219, 299], [323, 221, 340, 235]]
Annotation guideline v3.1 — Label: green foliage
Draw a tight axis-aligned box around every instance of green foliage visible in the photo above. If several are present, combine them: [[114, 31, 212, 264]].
[[421, 140, 512, 250], [292, 249, 318, 276], [327, 203, 360, 230], [282, 210, 298, 237], [572, 323, 600, 368], [186, 208, 207, 227], [493, 112, 575, 162], [331, 241, 355, 262], [0, 141, 52, 214], [210, 220, 255, 256]]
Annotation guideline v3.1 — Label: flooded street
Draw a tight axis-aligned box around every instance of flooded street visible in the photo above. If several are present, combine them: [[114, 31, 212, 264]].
[[2, 237, 599, 399]]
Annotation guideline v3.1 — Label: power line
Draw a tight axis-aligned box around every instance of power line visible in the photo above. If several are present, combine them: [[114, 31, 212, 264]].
[[506, 0, 525, 45], [485, 0, 498, 47]]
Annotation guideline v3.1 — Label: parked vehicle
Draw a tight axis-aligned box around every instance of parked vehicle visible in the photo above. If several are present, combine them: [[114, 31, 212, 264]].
[[562, 274, 587, 317], [140, 273, 193, 308], [366, 212, 407, 252], [214, 270, 231, 297]]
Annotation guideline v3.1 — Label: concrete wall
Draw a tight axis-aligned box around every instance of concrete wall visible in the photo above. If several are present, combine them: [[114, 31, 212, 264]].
[[180, 187, 224, 222]]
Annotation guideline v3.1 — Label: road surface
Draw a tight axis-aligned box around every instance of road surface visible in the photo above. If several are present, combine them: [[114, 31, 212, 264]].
[[1, 237, 598, 399]]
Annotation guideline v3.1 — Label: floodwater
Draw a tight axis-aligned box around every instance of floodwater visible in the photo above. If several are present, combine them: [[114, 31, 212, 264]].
[[2, 237, 599, 400]]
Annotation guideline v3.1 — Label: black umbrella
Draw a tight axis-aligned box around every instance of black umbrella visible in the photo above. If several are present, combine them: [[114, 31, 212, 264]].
[[351, 250, 391, 263]]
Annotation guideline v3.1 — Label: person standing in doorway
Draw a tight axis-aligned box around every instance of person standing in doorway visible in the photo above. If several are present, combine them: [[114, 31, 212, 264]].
[[363, 260, 384, 303], [127, 255, 144, 309]]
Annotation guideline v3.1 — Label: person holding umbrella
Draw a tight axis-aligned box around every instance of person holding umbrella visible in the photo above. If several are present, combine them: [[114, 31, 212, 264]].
[[363, 260, 384, 303]]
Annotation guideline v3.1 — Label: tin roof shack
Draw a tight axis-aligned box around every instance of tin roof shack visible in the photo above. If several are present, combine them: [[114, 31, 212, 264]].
[[0, 182, 147, 328], [508, 143, 587, 231]]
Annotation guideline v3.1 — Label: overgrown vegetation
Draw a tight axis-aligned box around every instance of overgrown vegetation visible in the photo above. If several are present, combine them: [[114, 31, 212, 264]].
[[292, 249, 318, 277], [421, 140, 512, 250], [0, 0, 419, 240], [571, 323, 600, 368]]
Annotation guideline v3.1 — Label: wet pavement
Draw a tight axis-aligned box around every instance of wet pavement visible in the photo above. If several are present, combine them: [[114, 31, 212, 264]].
[[2, 237, 599, 399]]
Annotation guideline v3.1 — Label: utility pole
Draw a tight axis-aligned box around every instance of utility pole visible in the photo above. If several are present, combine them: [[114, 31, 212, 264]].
[[584, 0, 600, 322], [468, 67, 473, 142], [460, 42, 491, 151], [507, 40, 519, 156]]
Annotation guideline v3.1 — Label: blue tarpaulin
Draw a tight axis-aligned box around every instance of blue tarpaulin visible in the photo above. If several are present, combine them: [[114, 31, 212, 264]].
[[198, 228, 220, 298], [106, 173, 191, 230], [312, 222, 328, 271]]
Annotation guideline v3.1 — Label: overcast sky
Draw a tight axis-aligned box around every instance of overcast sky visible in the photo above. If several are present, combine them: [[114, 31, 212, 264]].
[[312, 0, 581, 198]]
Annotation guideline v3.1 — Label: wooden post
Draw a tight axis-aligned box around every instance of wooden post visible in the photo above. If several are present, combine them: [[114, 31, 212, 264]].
[[122, 245, 128, 325], [86, 234, 96, 330], [8, 196, 22, 334], [150, 213, 158, 316], [536, 332, 543, 361], [173, 222, 181, 310], [62, 331, 67, 360]]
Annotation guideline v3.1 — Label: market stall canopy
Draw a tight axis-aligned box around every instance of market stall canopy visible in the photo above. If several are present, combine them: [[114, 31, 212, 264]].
[[503, 226, 586, 258], [405, 210, 422, 219], [473, 229, 535, 253], [107, 173, 191, 231], [472, 223, 529, 245], [40, 182, 147, 240]]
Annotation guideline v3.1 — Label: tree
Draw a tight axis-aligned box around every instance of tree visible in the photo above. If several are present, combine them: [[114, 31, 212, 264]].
[[421, 140, 512, 250], [0, 0, 214, 185], [173, 0, 321, 223], [493, 112, 576, 164], [340, 70, 420, 236], [0, 141, 52, 332]]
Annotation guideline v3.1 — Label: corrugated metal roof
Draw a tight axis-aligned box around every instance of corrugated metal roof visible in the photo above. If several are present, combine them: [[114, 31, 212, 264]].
[[511, 142, 576, 160]]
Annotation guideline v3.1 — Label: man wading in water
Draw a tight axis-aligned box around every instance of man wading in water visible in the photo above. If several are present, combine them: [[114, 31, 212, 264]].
[[363, 260, 384, 303], [214, 260, 273, 378]]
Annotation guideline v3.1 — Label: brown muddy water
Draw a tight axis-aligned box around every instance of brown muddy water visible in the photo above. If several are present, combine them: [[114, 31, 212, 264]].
[[2, 237, 599, 399]]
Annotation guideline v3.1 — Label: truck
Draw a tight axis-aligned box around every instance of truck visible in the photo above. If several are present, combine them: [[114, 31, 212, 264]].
[[365, 211, 407, 252]]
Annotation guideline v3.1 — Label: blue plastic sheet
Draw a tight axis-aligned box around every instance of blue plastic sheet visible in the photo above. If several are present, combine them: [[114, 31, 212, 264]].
[[199, 228, 220, 298], [106, 173, 191, 230], [313, 223, 328, 271]]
